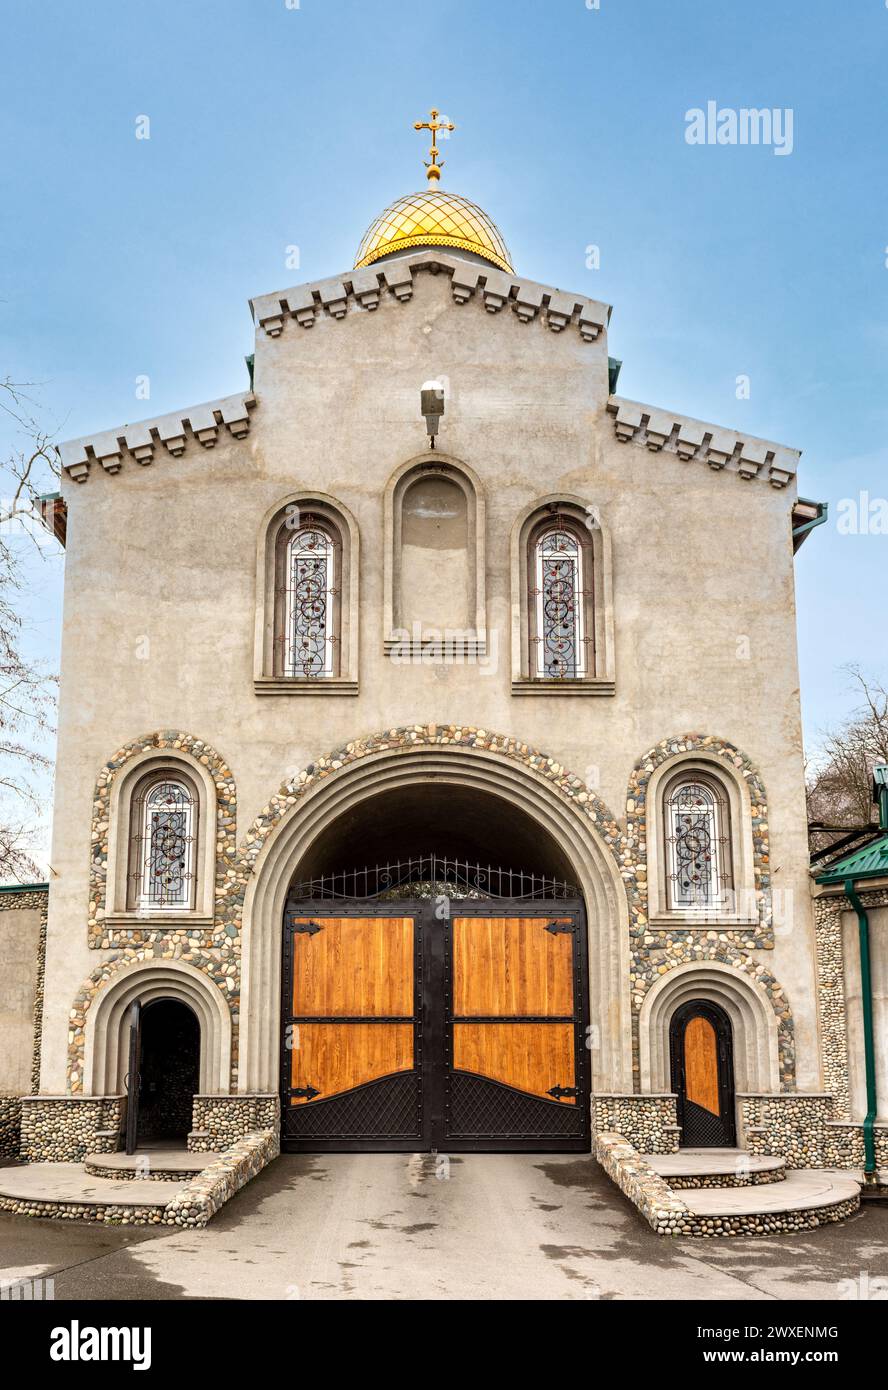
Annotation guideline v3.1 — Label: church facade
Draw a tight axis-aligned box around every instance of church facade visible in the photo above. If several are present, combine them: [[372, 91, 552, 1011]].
[[1, 131, 880, 1178]]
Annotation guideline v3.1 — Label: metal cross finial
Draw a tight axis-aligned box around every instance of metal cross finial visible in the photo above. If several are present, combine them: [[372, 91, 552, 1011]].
[[413, 107, 455, 183]]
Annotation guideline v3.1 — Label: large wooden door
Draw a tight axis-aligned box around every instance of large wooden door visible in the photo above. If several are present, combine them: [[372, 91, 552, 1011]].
[[281, 902, 589, 1152], [670, 1000, 736, 1146]]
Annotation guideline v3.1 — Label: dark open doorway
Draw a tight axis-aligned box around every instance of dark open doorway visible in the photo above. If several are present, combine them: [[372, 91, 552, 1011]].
[[133, 999, 200, 1147]]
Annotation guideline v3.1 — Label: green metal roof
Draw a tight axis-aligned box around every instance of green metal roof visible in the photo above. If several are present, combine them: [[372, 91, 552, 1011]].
[[817, 833, 888, 885]]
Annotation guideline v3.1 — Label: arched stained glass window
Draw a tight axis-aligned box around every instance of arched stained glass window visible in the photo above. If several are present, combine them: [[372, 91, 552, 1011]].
[[664, 777, 732, 910], [133, 779, 196, 912], [283, 524, 336, 678], [532, 525, 589, 678]]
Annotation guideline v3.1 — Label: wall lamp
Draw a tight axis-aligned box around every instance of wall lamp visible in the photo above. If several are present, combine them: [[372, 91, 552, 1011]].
[[421, 380, 445, 449]]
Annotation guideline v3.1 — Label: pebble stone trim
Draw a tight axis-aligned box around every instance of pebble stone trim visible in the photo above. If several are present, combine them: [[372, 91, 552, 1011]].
[[68, 949, 237, 1095], [0, 1130, 278, 1227], [664, 1164, 787, 1190], [69, 725, 794, 1115], [84, 1161, 200, 1183], [88, 730, 238, 950], [625, 734, 794, 1089], [593, 1095, 680, 1154], [20, 1097, 124, 1163], [814, 885, 888, 1121], [165, 1130, 279, 1227], [0, 1097, 21, 1159], [595, 1131, 860, 1238], [188, 1095, 280, 1153], [739, 1093, 888, 1171]]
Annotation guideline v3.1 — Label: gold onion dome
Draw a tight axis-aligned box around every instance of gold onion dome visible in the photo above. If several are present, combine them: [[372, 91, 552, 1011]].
[[354, 108, 513, 274], [354, 189, 513, 273]]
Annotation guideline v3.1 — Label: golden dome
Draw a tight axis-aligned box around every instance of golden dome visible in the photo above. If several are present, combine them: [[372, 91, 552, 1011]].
[[354, 189, 513, 273]]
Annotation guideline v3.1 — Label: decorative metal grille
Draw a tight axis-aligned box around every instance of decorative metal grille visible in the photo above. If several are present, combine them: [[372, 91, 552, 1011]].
[[290, 854, 578, 902], [665, 780, 730, 908], [531, 525, 591, 679], [132, 780, 196, 911], [280, 521, 337, 677]]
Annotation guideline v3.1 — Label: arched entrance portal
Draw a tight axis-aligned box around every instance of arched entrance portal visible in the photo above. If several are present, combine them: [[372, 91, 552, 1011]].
[[280, 783, 591, 1153], [669, 999, 736, 1147]]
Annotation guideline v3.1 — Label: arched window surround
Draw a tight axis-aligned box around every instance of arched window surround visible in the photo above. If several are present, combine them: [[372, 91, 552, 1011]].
[[510, 495, 615, 695], [104, 750, 218, 926], [254, 492, 359, 695], [127, 771, 199, 913], [645, 754, 757, 926], [383, 454, 487, 657], [638, 960, 781, 1097]]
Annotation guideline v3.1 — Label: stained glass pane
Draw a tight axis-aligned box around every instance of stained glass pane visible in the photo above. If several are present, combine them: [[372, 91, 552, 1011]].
[[285, 527, 335, 677], [666, 781, 729, 908], [534, 528, 586, 678], [135, 780, 195, 910]]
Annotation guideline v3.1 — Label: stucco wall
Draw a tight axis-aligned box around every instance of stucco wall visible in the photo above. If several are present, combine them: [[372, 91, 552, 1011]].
[[0, 901, 44, 1095], [41, 256, 818, 1096]]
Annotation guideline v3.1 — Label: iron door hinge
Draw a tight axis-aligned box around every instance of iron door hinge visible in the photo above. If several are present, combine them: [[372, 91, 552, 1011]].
[[292, 1085, 321, 1100], [545, 921, 574, 935], [547, 1084, 578, 1100], [293, 920, 323, 936]]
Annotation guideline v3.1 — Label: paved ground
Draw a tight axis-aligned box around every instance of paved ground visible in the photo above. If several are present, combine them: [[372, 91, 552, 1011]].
[[2, 1153, 887, 1301]]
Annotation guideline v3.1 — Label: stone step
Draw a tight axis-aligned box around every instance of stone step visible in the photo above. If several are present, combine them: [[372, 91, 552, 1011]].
[[679, 1170, 861, 1235], [644, 1148, 786, 1188], [0, 1161, 186, 1221], [83, 1149, 220, 1182]]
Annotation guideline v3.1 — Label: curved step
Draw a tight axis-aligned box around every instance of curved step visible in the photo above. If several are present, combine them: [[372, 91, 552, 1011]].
[[679, 1170, 861, 1235], [644, 1149, 786, 1188], [83, 1150, 218, 1182]]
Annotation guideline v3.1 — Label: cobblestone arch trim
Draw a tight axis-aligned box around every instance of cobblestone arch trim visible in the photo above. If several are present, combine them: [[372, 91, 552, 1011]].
[[71, 724, 794, 1097], [87, 731, 237, 948], [237, 725, 635, 1094], [623, 733, 794, 1090]]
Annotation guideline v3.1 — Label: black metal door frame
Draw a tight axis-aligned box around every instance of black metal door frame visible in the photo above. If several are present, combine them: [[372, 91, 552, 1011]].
[[669, 998, 737, 1147], [124, 999, 142, 1155], [280, 896, 591, 1154]]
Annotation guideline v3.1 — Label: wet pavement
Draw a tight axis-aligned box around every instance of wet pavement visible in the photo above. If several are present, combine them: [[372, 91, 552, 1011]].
[[1, 1153, 886, 1301]]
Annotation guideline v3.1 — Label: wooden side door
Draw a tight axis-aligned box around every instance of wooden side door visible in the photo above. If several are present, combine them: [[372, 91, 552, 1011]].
[[443, 911, 589, 1150], [670, 1000, 736, 1147], [281, 914, 423, 1150]]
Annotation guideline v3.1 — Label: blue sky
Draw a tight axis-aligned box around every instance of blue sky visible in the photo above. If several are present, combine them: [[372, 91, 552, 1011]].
[[1, 0, 886, 867]]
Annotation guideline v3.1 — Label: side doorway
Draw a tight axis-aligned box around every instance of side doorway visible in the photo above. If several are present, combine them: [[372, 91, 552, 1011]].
[[669, 999, 736, 1147], [124, 998, 200, 1153]]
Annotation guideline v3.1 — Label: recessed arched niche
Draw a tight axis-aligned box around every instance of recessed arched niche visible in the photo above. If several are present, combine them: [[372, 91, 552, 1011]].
[[400, 474, 470, 633], [384, 456, 487, 656]]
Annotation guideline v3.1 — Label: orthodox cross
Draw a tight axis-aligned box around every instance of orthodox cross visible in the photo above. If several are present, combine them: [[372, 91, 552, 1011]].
[[413, 108, 455, 182]]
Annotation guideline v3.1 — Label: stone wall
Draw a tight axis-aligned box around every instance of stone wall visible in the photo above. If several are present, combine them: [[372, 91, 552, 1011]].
[[188, 1094, 280, 1152], [739, 1091, 888, 1171], [0, 1097, 21, 1159], [594, 1130, 860, 1237], [166, 1129, 279, 1227], [592, 1094, 679, 1153], [20, 1096, 124, 1163]]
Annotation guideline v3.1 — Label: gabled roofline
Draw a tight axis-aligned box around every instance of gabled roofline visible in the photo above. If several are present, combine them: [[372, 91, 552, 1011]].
[[606, 395, 801, 490], [249, 249, 612, 343], [59, 392, 257, 485]]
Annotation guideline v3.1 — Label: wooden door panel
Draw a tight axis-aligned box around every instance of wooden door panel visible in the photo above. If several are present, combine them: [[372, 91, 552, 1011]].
[[453, 1022, 576, 1101], [291, 916, 414, 1016], [290, 1022, 414, 1102], [683, 1015, 720, 1115], [452, 917, 574, 1016]]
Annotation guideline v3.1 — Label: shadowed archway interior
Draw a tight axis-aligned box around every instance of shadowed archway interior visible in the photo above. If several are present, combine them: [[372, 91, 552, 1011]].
[[290, 783, 574, 886]]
